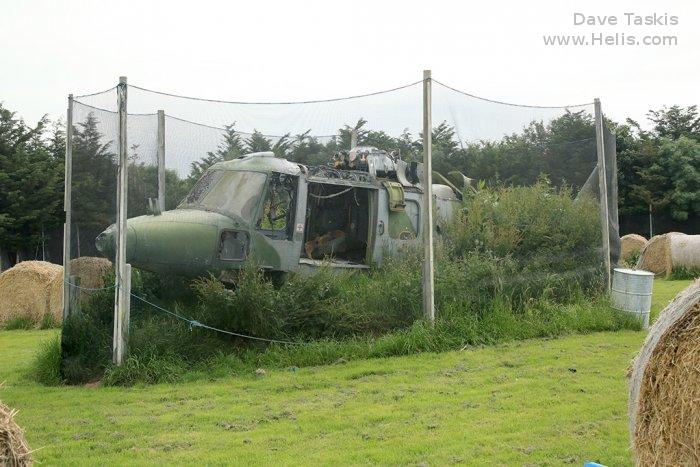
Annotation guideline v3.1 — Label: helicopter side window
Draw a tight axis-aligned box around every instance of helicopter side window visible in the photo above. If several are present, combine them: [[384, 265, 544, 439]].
[[258, 173, 297, 240]]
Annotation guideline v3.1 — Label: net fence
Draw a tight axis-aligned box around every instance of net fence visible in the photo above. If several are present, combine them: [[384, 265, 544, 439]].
[[65, 75, 618, 320]]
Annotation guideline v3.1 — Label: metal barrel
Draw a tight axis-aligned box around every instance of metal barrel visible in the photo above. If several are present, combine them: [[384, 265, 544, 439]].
[[611, 268, 655, 328]]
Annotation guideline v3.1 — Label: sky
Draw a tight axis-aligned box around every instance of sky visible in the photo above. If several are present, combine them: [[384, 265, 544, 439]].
[[1, 0, 698, 130]]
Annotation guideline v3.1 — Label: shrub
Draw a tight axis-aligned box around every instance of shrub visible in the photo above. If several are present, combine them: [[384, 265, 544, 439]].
[[192, 264, 284, 340], [442, 180, 604, 303]]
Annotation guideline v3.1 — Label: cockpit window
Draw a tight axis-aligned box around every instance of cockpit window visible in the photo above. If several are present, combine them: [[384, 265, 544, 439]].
[[184, 170, 224, 205], [180, 170, 267, 222], [258, 173, 297, 239]]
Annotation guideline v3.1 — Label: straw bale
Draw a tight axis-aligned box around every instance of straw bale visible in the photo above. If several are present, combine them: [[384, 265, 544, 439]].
[[620, 234, 647, 267], [68, 257, 113, 302], [628, 280, 700, 465], [0, 262, 62, 328], [636, 233, 700, 276], [0, 401, 32, 466]]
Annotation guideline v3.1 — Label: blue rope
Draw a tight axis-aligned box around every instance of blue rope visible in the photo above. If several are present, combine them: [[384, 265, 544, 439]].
[[129, 293, 301, 346]]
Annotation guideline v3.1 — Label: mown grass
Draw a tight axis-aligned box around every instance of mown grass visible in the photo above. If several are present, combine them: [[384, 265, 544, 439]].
[[1, 279, 689, 465], [650, 278, 693, 322], [0, 329, 642, 466]]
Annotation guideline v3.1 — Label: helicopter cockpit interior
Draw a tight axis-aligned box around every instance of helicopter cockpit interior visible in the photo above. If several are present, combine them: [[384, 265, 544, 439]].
[[303, 182, 371, 264]]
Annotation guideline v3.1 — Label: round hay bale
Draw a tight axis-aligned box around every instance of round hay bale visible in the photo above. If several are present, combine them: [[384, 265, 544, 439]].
[[628, 280, 700, 465], [620, 234, 647, 267], [68, 257, 113, 302], [636, 233, 700, 277], [0, 401, 32, 466], [0, 261, 62, 328]]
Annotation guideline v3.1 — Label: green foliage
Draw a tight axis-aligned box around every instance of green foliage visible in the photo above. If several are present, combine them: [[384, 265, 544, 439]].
[[622, 250, 641, 267], [647, 105, 700, 140], [617, 105, 700, 234], [32, 334, 63, 385], [102, 295, 638, 387], [442, 181, 603, 304], [0, 104, 63, 260], [193, 265, 283, 339], [69, 112, 119, 256], [128, 162, 191, 216], [669, 267, 700, 281]]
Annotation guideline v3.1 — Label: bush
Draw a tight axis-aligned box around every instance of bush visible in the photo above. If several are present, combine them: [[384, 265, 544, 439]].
[[442, 180, 604, 304]]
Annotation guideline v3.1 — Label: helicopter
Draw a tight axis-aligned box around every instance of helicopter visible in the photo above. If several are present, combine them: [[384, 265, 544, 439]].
[[95, 146, 465, 281]]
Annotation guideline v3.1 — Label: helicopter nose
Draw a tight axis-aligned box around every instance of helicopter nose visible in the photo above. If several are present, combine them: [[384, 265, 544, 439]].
[[95, 224, 137, 262], [95, 210, 231, 275]]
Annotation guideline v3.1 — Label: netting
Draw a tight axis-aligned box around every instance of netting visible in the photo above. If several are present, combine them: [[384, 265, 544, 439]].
[[64, 75, 619, 324]]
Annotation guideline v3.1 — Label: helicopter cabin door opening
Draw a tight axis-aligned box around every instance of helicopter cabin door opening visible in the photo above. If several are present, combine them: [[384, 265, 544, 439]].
[[303, 182, 372, 266]]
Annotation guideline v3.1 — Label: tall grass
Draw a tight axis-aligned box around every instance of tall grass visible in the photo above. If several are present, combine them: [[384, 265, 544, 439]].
[[33, 334, 63, 386], [3, 313, 59, 330], [48, 181, 632, 387], [669, 267, 700, 280]]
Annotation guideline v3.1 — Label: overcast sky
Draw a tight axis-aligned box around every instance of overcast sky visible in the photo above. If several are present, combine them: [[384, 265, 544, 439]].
[[1, 0, 698, 129]]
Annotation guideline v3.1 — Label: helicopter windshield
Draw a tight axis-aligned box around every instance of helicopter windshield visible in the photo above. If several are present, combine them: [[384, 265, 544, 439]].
[[180, 170, 267, 222]]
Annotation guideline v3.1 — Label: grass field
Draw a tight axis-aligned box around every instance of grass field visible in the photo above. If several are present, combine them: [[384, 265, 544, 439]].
[[0, 279, 693, 465]]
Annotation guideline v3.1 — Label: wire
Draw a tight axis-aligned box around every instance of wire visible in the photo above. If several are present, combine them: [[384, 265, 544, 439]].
[[74, 86, 118, 99], [165, 114, 338, 139], [65, 281, 115, 292], [72, 99, 157, 116], [128, 81, 423, 105], [432, 79, 594, 109], [70, 101, 338, 140], [309, 187, 354, 199], [130, 293, 301, 346]]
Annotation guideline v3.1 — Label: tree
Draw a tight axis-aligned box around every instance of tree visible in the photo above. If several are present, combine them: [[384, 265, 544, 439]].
[[287, 131, 327, 165], [189, 123, 244, 183], [647, 105, 700, 141], [70, 112, 118, 256], [633, 137, 699, 222], [616, 105, 700, 235], [0, 104, 63, 265], [246, 130, 273, 154]]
